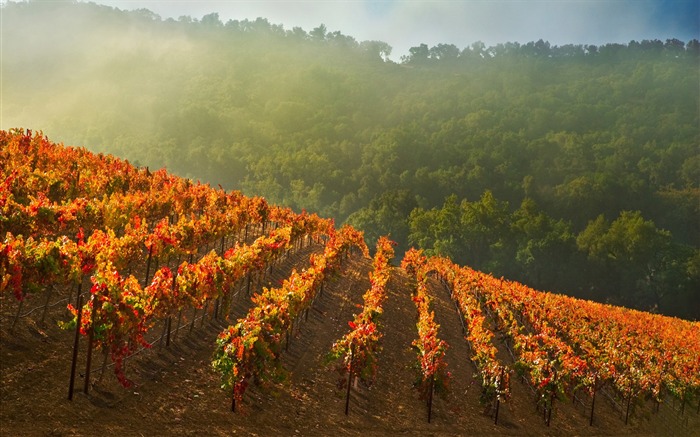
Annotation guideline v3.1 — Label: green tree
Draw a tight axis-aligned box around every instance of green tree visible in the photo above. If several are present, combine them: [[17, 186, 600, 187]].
[[309, 24, 327, 41], [408, 191, 512, 275], [403, 43, 429, 63], [511, 198, 577, 289], [408, 194, 461, 260], [459, 191, 512, 273], [346, 190, 416, 256], [577, 211, 673, 310]]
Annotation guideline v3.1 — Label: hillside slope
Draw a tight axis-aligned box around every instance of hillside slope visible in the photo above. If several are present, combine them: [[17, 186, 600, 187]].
[[2, 253, 697, 436], [1, 130, 698, 436]]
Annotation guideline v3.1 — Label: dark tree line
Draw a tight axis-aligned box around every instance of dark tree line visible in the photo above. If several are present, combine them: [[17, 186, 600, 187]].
[[402, 38, 698, 63]]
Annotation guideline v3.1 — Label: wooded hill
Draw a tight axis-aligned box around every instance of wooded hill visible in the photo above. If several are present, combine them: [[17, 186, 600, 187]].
[[2, 1, 699, 319]]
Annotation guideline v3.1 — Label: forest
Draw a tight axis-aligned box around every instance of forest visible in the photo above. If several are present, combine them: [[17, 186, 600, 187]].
[[2, 1, 699, 319]]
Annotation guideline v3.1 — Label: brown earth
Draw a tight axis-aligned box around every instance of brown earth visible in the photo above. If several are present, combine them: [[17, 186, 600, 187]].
[[1, 242, 697, 436]]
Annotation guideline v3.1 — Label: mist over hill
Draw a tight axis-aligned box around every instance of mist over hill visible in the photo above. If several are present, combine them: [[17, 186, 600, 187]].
[[2, 1, 699, 319]]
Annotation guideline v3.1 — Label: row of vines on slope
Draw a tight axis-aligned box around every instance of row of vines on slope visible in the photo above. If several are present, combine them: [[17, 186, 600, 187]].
[[328, 236, 396, 415], [211, 225, 369, 412], [427, 255, 511, 425], [401, 248, 450, 423]]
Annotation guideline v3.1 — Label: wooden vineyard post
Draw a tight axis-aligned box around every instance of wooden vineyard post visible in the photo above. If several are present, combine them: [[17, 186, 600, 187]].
[[590, 379, 598, 426], [540, 393, 550, 424], [624, 394, 632, 425], [10, 298, 24, 332], [494, 367, 505, 425], [189, 281, 199, 333], [427, 373, 435, 423], [546, 392, 554, 427], [425, 355, 436, 424], [123, 341, 132, 376], [97, 348, 109, 384], [166, 316, 172, 347], [174, 309, 183, 341], [345, 344, 354, 415], [144, 246, 153, 287], [494, 394, 500, 425], [190, 307, 197, 333], [159, 317, 167, 347], [201, 300, 209, 327], [231, 389, 236, 413], [84, 296, 97, 394], [165, 274, 177, 346], [68, 293, 83, 400], [40, 287, 52, 326]]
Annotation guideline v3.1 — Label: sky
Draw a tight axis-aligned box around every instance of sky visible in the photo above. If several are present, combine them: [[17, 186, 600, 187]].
[[69, 0, 699, 59]]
